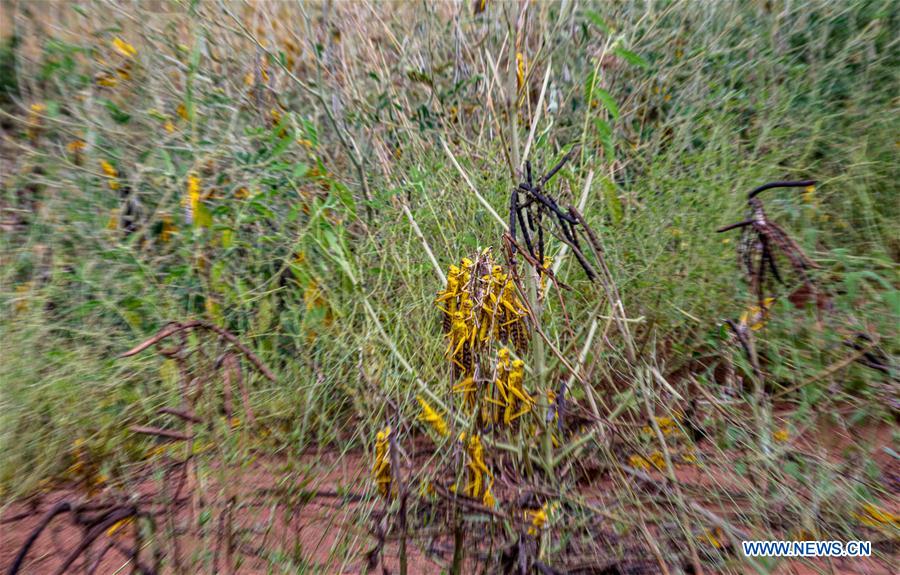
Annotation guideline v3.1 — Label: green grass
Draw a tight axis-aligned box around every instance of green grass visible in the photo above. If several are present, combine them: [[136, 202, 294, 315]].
[[1, 0, 897, 572]]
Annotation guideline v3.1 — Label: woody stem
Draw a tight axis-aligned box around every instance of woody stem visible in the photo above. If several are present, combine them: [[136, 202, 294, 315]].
[[528, 264, 554, 482]]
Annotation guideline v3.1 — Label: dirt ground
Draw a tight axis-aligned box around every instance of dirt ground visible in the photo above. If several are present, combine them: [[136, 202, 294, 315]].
[[2, 421, 896, 574], [0, 449, 440, 574]]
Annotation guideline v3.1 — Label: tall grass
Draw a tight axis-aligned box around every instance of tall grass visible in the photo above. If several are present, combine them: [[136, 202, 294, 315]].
[[1, 1, 897, 572]]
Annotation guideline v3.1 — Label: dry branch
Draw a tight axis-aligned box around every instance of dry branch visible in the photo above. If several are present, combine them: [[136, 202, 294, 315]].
[[119, 320, 276, 382], [129, 426, 194, 441], [157, 407, 203, 423]]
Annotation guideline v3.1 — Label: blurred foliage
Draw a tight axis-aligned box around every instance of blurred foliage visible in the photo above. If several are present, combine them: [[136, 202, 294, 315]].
[[0, 5, 896, 564]]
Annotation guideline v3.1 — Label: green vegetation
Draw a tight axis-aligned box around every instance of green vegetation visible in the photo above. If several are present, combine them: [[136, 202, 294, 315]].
[[1, 1, 897, 573]]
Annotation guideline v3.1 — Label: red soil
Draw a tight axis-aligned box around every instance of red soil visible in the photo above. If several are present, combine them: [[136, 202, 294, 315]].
[[1, 421, 896, 574]]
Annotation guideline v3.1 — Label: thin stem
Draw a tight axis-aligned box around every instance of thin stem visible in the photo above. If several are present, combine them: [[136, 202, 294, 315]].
[[747, 179, 816, 199]]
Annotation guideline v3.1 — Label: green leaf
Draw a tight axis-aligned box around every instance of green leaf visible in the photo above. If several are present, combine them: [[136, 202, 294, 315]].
[[783, 460, 803, 481], [194, 201, 213, 229], [601, 176, 623, 225], [614, 46, 649, 69], [885, 289, 899, 318], [267, 133, 293, 160], [104, 99, 131, 124], [292, 163, 308, 180], [844, 271, 861, 302], [858, 270, 893, 291], [300, 118, 318, 147], [147, 108, 167, 122], [584, 10, 611, 34], [331, 181, 357, 219], [584, 70, 597, 104], [593, 87, 619, 120], [159, 149, 175, 176], [593, 118, 614, 160], [189, 33, 203, 72], [221, 228, 233, 248], [316, 226, 356, 285]]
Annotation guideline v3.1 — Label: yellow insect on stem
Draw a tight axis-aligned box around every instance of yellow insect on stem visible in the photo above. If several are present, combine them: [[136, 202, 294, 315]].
[[372, 426, 393, 499], [516, 52, 525, 91], [803, 184, 816, 204], [417, 396, 449, 437], [184, 174, 202, 225], [462, 434, 494, 507], [526, 503, 550, 536], [100, 160, 117, 178], [112, 37, 137, 58], [540, 255, 553, 295], [439, 253, 530, 423], [504, 359, 532, 426], [739, 297, 775, 331], [100, 160, 120, 191]]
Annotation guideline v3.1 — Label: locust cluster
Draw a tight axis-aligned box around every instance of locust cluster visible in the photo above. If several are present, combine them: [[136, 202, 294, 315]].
[[436, 252, 529, 380], [452, 346, 534, 428], [367, 155, 616, 571], [370, 252, 534, 511]]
